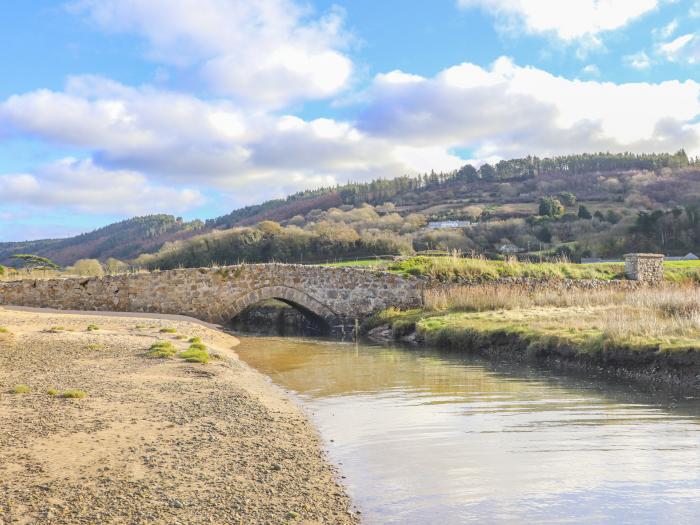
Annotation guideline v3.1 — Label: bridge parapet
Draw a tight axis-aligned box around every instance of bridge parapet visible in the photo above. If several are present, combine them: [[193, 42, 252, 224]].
[[0, 264, 423, 336]]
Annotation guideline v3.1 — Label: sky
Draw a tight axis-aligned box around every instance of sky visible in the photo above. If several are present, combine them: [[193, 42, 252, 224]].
[[1, 0, 699, 241]]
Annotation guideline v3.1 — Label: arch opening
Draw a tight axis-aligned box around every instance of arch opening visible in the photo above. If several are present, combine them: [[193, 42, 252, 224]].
[[227, 286, 334, 337]]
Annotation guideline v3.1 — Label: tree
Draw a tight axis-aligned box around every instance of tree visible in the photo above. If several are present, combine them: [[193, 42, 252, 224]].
[[105, 258, 127, 274], [479, 163, 496, 181], [558, 191, 577, 206], [456, 164, 479, 182], [538, 197, 564, 217], [578, 205, 592, 219], [10, 254, 59, 272], [70, 259, 104, 276]]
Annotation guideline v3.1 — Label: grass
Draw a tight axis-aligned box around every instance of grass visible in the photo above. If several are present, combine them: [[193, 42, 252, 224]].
[[0, 327, 9, 334], [86, 324, 99, 331], [46, 389, 60, 396], [146, 341, 177, 358], [372, 282, 700, 358], [87, 343, 104, 350], [61, 389, 87, 399], [48, 326, 66, 332], [321, 259, 389, 268], [159, 327, 177, 334], [179, 342, 210, 364], [188, 337, 202, 344], [9, 384, 31, 394], [388, 255, 624, 282], [382, 255, 700, 284]]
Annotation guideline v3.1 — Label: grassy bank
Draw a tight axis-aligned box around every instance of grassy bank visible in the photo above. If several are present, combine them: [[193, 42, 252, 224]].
[[336, 255, 700, 283], [366, 283, 700, 386]]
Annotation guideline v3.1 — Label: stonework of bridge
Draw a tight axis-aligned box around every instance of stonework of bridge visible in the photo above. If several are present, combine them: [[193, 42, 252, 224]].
[[0, 264, 423, 336]]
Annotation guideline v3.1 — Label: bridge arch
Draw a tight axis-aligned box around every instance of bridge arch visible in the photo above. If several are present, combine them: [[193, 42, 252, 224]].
[[225, 285, 338, 334]]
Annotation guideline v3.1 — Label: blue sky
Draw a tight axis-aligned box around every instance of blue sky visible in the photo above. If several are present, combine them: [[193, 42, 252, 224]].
[[1, 0, 699, 241]]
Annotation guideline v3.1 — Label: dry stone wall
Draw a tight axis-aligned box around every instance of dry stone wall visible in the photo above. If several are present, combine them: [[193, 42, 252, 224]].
[[0, 264, 423, 335]]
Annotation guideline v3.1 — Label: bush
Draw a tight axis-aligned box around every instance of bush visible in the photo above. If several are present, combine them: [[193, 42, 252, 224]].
[[69, 259, 104, 276]]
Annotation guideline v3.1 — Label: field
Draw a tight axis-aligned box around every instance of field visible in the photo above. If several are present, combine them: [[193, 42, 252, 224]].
[[326, 256, 700, 283]]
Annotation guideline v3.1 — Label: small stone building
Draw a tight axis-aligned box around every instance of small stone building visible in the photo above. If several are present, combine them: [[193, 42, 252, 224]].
[[624, 253, 664, 283]]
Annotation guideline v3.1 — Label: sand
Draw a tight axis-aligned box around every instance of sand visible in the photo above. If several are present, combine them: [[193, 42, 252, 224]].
[[0, 308, 357, 524]]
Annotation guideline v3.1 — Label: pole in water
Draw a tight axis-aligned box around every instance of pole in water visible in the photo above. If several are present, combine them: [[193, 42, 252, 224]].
[[354, 318, 359, 342]]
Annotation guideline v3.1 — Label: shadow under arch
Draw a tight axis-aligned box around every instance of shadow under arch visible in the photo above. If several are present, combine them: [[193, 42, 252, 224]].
[[226, 285, 336, 336]]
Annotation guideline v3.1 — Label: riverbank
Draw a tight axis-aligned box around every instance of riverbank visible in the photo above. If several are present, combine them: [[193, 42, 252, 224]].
[[366, 283, 700, 390], [0, 308, 357, 524]]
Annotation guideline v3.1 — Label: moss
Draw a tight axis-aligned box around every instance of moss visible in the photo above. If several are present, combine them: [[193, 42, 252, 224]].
[[61, 389, 87, 399], [10, 384, 30, 394]]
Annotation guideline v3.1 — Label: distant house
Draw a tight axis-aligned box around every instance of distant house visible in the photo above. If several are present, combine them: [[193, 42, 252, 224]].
[[426, 220, 470, 230], [665, 253, 699, 261]]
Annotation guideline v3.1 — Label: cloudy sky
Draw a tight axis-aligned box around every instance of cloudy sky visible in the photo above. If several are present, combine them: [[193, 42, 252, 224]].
[[1, 0, 699, 240]]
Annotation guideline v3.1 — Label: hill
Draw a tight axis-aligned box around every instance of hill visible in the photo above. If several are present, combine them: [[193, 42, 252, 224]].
[[2, 151, 699, 268]]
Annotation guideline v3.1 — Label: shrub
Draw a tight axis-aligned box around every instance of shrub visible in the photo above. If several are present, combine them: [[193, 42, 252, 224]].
[[61, 390, 87, 399], [10, 384, 31, 394], [68, 259, 104, 276]]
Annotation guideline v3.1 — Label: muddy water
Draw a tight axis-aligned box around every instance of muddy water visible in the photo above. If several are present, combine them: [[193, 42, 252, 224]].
[[237, 337, 700, 524]]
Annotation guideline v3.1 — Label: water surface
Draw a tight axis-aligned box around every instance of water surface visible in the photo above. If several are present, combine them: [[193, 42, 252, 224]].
[[237, 337, 700, 524]]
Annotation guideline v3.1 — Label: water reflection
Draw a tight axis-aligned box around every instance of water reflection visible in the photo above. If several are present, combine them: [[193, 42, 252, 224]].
[[237, 337, 700, 525]]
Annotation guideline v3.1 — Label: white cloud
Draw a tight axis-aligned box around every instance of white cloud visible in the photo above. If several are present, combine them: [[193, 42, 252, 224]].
[[456, 0, 658, 40], [358, 57, 700, 159], [623, 50, 653, 70], [71, 0, 353, 108], [657, 33, 700, 65], [0, 158, 204, 215], [581, 64, 601, 76], [652, 19, 678, 40]]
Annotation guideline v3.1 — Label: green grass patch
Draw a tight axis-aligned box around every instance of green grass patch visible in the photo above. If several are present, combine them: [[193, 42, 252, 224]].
[[388, 256, 624, 282], [179, 343, 210, 364], [159, 327, 177, 334], [146, 341, 177, 358], [86, 324, 99, 331], [320, 259, 389, 268], [46, 388, 60, 396], [0, 327, 9, 334], [10, 384, 30, 394], [48, 326, 66, 332], [61, 389, 87, 399], [188, 336, 202, 344]]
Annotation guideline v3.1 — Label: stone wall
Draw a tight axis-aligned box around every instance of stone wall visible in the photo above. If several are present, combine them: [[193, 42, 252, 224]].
[[0, 264, 423, 335], [624, 253, 664, 283]]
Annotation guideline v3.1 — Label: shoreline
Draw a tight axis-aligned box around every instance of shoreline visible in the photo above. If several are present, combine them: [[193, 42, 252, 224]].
[[367, 318, 700, 392], [0, 308, 357, 524]]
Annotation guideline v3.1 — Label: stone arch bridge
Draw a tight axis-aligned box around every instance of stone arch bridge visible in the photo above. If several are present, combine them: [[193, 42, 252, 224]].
[[0, 264, 423, 336]]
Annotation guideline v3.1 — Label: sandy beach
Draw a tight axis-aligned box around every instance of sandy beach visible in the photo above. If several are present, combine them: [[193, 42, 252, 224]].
[[0, 308, 357, 524]]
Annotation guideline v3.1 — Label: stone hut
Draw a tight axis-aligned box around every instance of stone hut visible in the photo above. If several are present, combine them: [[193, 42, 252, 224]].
[[624, 253, 664, 283]]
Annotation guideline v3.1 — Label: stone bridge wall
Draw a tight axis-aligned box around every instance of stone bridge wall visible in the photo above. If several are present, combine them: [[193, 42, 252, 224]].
[[0, 264, 423, 335]]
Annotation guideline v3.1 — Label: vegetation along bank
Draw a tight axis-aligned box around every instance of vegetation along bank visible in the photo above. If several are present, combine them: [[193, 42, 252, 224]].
[[364, 259, 700, 391]]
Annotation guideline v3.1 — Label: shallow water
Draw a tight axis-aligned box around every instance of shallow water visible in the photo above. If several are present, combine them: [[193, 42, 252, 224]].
[[236, 337, 700, 525]]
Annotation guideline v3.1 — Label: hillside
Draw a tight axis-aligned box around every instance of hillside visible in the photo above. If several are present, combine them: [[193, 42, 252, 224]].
[[2, 151, 699, 268]]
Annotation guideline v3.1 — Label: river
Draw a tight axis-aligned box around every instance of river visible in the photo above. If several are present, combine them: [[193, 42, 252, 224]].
[[236, 336, 700, 524]]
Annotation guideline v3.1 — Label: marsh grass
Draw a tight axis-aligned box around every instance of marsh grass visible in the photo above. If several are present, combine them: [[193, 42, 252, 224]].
[[381, 282, 700, 354], [10, 384, 30, 394], [61, 389, 87, 399], [159, 327, 177, 334], [146, 341, 177, 358], [188, 337, 202, 344], [46, 389, 59, 396], [179, 342, 210, 364]]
